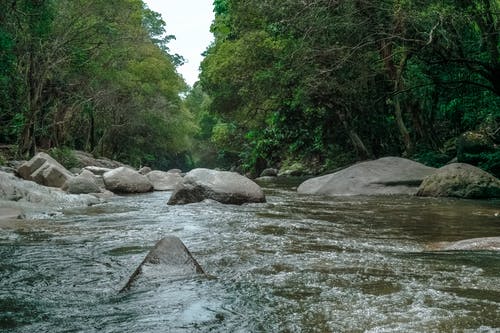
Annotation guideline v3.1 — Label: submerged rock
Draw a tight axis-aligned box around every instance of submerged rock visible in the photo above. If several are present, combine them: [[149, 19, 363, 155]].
[[17, 152, 74, 188], [417, 163, 500, 199], [168, 168, 266, 205], [121, 236, 205, 292], [429, 237, 500, 251], [298, 157, 436, 196], [146, 170, 182, 191], [0, 207, 25, 221], [103, 167, 153, 194]]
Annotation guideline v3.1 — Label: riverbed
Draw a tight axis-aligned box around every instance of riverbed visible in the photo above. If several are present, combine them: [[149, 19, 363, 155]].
[[1, 182, 499, 332]]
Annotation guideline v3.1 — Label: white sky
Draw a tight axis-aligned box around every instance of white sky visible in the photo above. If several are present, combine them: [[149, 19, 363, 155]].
[[143, 0, 215, 87]]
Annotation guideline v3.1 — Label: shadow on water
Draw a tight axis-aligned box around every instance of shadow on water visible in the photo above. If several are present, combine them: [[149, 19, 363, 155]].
[[0, 187, 499, 332]]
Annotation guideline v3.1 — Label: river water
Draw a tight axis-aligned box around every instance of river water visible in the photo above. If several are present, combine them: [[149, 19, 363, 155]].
[[1, 181, 499, 332]]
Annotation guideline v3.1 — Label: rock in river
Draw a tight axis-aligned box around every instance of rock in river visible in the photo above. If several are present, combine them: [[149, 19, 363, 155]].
[[146, 170, 182, 191], [121, 236, 205, 292], [103, 167, 153, 194], [429, 237, 500, 251], [17, 152, 74, 188], [417, 163, 500, 199], [297, 157, 436, 196], [167, 168, 266, 205], [62, 170, 102, 194]]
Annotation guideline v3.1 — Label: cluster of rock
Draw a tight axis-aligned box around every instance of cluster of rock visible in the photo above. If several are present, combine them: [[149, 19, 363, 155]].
[[296, 157, 500, 199], [10, 152, 187, 196]]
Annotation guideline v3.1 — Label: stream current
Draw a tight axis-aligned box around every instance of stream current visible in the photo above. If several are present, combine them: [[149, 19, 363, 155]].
[[1, 181, 499, 332]]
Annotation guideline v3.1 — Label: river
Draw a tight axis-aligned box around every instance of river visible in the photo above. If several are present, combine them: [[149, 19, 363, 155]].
[[1, 181, 499, 332]]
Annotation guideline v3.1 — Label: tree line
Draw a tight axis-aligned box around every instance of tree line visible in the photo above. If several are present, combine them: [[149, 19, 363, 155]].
[[0, 0, 194, 169], [1, 0, 498, 176], [194, 0, 499, 176]]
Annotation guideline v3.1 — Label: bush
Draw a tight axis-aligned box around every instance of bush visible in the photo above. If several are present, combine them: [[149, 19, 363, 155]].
[[48, 147, 79, 170]]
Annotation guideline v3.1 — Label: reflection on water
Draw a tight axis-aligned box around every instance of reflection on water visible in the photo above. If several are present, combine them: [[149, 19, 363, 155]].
[[1, 184, 499, 332]]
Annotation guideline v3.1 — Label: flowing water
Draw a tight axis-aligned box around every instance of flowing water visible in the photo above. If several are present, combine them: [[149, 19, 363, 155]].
[[1, 181, 500, 332]]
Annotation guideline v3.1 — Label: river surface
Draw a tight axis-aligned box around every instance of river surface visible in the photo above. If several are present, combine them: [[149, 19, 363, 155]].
[[1, 181, 500, 332]]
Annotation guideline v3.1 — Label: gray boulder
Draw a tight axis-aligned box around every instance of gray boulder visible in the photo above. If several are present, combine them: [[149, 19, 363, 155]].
[[17, 152, 74, 188], [417, 163, 500, 199], [430, 237, 500, 251], [260, 168, 278, 177], [103, 167, 153, 194], [168, 168, 266, 205], [146, 170, 182, 191], [62, 170, 102, 194], [298, 157, 436, 196], [168, 169, 182, 174], [138, 166, 152, 175], [121, 236, 205, 292]]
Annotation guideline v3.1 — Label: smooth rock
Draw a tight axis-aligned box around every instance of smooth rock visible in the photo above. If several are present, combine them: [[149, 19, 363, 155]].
[[298, 157, 436, 196], [146, 170, 182, 191], [168, 169, 182, 174], [138, 166, 152, 175], [168, 168, 266, 205], [62, 170, 102, 194], [260, 168, 278, 177], [429, 237, 500, 251], [121, 236, 205, 292], [103, 167, 153, 194], [417, 163, 500, 199]]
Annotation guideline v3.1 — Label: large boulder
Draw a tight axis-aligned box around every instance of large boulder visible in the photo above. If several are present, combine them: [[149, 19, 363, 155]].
[[17, 152, 74, 188], [298, 157, 436, 196], [62, 170, 102, 194], [429, 237, 500, 251], [121, 236, 205, 292], [103, 167, 153, 194], [146, 170, 183, 191], [168, 168, 266, 205], [416, 163, 500, 199]]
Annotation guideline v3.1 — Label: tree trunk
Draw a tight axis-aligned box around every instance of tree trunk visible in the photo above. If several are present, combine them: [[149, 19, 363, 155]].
[[336, 110, 372, 160]]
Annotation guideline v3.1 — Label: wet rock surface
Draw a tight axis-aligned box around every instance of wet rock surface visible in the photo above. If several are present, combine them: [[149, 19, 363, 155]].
[[168, 168, 266, 205], [121, 236, 205, 292], [298, 157, 436, 196]]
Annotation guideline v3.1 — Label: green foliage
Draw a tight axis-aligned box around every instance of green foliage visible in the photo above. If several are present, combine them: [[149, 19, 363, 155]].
[[0, 0, 195, 169], [197, 0, 500, 174], [48, 147, 79, 170]]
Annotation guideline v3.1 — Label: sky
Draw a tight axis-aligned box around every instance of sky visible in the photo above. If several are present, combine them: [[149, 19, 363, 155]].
[[143, 0, 215, 87]]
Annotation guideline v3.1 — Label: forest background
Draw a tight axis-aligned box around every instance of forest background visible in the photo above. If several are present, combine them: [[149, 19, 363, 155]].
[[1, 0, 499, 177]]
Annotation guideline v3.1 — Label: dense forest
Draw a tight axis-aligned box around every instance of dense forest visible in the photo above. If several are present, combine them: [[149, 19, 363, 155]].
[[1, 0, 499, 176], [0, 0, 194, 169]]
